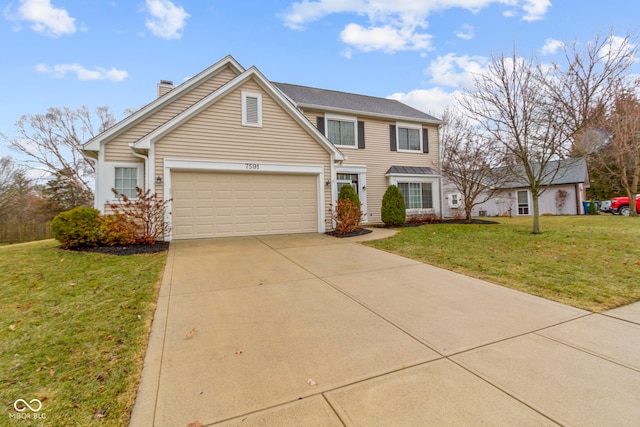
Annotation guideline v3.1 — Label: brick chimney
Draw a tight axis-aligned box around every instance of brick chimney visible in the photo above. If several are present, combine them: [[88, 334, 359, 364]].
[[157, 80, 174, 97]]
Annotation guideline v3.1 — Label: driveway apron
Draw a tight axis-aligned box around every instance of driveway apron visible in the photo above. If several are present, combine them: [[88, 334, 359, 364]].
[[130, 231, 640, 427]]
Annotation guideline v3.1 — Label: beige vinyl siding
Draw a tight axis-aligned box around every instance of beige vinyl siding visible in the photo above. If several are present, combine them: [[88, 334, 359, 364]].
[[306, 110, 439, 223], [155, 79, 334, 230], [105, 66, 240, 163]]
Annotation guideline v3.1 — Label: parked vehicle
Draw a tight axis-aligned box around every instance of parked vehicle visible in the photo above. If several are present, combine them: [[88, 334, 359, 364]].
[[608, 194, 640, 216], [599, 200, 612, 213]]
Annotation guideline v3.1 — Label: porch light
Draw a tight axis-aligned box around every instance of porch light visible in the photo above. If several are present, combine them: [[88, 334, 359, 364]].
[[156, 176, 162, 184], [325, 180, 331, 187]]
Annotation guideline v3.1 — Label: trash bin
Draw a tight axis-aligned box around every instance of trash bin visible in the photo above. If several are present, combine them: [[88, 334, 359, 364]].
[[582, 201, 590, 215]]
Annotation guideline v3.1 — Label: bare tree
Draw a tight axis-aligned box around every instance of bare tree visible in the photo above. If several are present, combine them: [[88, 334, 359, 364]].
[[1, 106, 115, 204], [586, 80, 640, 216], [547, 31, 638, 150], [0, 156, 24, 219], [440, 108, 506, 221], [459, 50, 568, 234]]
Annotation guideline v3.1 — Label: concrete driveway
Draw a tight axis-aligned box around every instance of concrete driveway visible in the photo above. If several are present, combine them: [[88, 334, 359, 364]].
[[130, 230, 640, 426]]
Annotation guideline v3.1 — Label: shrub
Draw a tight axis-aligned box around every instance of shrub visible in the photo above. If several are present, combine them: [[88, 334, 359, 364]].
[[381, 185, 406, 226], [99, 214, 139, 246], [51, 206, 102, 249], [338, 184, 360, 206], [334, 184, 362, 234], [334, 199, 362, 234], [109, 187, 171, 245]]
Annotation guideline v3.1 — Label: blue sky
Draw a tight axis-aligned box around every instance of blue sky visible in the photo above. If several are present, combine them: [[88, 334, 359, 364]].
[[1, 0, 639, 159]]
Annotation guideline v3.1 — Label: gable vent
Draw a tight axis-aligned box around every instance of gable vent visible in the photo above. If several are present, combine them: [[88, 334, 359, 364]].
[[246, 96, 259, 124], [242, 91, 262, 127]]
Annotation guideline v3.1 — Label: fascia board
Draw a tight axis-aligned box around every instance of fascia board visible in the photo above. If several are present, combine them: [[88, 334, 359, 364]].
[[83, 55, 245, 151]]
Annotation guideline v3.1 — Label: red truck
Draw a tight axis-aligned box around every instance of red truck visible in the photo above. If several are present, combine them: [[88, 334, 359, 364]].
[[608, 194, 640, 216]]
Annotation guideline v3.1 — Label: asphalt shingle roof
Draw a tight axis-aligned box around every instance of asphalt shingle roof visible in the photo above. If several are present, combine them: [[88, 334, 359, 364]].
[[273, 82, 441, 124], [498, 157, 589, 188]]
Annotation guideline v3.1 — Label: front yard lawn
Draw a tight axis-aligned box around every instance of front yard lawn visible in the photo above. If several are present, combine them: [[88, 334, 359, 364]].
[[0, 240, 166, 426], [366, 216, 640, 312]]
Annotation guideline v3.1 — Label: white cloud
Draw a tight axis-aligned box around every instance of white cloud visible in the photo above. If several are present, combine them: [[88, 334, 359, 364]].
[[427, 53, 489, 88], [541, 38, 564, 55], [145, 0, 189, 40], [340, 23, 432, 52], [282, 0, 550, 53], [5, 0, 76, 37], [388, 87, 458, 118], [455, 24, 474, 40], [35, 63, 128, 81], [521, 0, 551, 22], [598, 35, 637, 63]]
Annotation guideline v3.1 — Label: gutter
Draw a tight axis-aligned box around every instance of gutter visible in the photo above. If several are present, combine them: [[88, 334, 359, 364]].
[[128, 143, 152, 194]]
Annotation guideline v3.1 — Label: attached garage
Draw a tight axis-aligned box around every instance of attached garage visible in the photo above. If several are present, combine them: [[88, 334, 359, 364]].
[[171, 171, 320, 239]]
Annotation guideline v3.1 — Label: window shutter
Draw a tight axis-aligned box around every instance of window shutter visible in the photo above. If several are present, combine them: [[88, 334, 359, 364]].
[[357, 121, 365, 149], [390, 125, 397, 151], [422, 128, 429, 153], [316, 116, 325, 135]]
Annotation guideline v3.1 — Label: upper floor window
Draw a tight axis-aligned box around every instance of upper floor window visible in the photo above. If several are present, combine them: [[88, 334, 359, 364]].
[[327, 119, 356, 147], [397, 124, 422, 152], [242, 91, 262, 127]]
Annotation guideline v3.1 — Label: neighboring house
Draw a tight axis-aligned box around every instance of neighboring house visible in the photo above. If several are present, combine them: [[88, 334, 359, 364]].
[[443, 157, 590, 217], [82, 55, 442, 240]]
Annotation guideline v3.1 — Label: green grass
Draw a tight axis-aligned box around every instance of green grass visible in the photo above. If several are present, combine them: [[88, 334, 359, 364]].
[[0, 240, 166, 426], [366, 216, 640, 312]]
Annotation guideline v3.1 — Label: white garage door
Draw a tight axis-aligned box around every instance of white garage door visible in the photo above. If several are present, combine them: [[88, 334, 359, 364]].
[[171, 171, 319, 239]]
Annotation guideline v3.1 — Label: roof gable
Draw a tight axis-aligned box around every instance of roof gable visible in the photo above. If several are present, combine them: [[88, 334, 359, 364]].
[[134, 67, 345, 160], [274, 82, 441, 124], [83, 55, 245, 152]]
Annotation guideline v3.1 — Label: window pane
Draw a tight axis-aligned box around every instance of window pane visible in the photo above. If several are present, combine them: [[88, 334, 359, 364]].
[[115, 167, 137, 198], [398, 183, 410, 209], [340, 121, 355, 146], [421, 183, 433, 208], [398, 128, 408, 150], [398, 127, 420, 150], [408, 129, 420, 150], [328, 120, 341, 145]]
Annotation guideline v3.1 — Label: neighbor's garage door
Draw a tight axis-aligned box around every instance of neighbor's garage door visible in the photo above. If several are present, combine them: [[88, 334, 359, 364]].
[[171, 171, 318, 239]]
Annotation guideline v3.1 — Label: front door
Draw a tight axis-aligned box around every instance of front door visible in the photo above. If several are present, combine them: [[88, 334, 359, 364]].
[[337, 173, 359, 196]]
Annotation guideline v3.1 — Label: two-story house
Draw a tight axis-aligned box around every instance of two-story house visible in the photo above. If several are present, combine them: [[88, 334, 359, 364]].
[[82, 55, 442, 240]]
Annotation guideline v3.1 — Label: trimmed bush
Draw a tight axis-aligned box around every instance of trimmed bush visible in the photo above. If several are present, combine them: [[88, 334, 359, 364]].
[[381, 185, 406, 226], [51, 206, 102, 249], [338, 184, 361, 206]]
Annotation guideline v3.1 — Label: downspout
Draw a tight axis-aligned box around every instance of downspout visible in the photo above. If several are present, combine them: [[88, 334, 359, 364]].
[[128, 143, 151, 193]]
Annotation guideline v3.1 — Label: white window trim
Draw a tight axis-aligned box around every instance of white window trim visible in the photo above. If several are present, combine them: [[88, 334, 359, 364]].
[[388, 174, 438, 214], [325, 113, 358, 149], [396, 122, 422, 153], [448, 192, 462, 208], [336, 164, 368, 223], [241, 91, 262, 127], [516, 189, 531, 216], [108, 163, 144, 203]]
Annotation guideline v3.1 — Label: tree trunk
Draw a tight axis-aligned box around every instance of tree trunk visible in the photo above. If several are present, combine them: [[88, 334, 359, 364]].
[[531, 193, 541, 234]]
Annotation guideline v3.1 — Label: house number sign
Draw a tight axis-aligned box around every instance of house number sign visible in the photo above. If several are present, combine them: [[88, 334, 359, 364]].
[[245, 163, 260, 170]]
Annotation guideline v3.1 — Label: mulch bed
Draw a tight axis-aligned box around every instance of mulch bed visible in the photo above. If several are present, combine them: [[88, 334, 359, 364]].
[[375, 218, 500, 228], [70, 242, 170, 256], [326, 228, 373, 238]]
